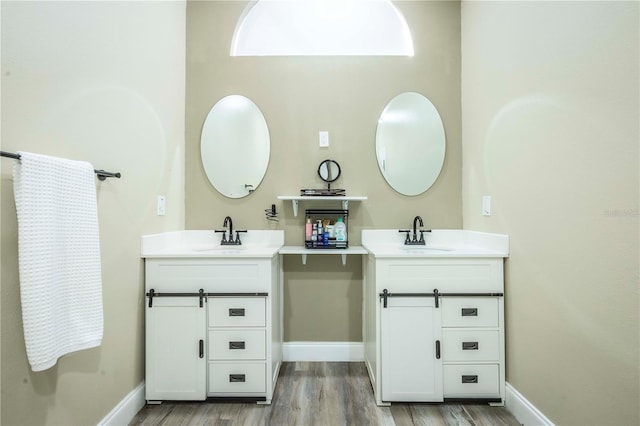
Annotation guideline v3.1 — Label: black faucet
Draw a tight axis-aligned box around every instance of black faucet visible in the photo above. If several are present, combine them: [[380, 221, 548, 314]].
[[215, 216, 246, 245], [223, 216, 233, 241], [398, 216, 431, 245], [412, 215, 424, 242]]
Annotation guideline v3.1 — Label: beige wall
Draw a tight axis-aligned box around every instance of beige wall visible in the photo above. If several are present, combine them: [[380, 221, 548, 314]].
[[4, 1, 635, 424], [0, 1, 185, 424], [185, 1, 462, 342], [461, 1, 639, 425]]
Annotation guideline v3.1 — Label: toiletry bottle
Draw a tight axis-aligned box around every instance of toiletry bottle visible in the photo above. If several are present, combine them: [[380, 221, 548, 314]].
[[305, 218, 312, 242], [335, 217, 347, 242], [312, 222, 318, 247]]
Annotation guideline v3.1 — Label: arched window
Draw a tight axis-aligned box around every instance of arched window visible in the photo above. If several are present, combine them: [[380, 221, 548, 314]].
[[231, 0, 414, 56]]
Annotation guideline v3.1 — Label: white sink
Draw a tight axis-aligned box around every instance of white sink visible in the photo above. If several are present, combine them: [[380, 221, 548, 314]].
[[141, 230, 284, 258], [362, 229, 509, 258], [191, 245, 246, 252], [398, 246, 454, 253]]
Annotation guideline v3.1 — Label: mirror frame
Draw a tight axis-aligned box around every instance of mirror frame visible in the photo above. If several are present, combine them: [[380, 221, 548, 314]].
[[318, 159, 341, 183]]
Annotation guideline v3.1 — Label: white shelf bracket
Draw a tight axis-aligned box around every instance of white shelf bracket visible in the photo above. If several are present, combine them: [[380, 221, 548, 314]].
[[342, 200, 349, 211], [301, 253, 307, 265], [341, 254, 347, 266], [292, 200, 299, 217]]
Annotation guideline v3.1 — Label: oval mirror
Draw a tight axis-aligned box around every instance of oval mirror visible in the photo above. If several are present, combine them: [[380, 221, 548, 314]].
[[375, 92, 446, 196], [318, 159, 341, 183], [201, 95, 270, 198]]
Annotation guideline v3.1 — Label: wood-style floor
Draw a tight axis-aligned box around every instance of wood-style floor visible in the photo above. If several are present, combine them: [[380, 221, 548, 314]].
[[130, 362, 522, 426]]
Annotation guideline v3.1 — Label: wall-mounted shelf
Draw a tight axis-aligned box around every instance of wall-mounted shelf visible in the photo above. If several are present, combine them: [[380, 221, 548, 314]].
[[279, 246, 368, 266], [277, 195, 367, 217]]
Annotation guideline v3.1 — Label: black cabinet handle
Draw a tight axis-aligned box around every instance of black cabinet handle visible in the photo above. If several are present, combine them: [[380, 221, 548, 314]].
[[461, 308, 478, 317], [229, 374, 246, 383], [199, 289, 205, 308], [462, 375, 478, 384], [462, 341, 479, 350], [229, 308, 245, 317], [435, 340, 441, 359], [199, 339, 204, 358], [148, 289, 155, 308], [229, 341, 246, 350]]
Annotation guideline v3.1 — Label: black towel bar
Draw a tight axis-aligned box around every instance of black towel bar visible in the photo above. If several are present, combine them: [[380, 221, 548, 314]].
[[1, 150, 121, 180]]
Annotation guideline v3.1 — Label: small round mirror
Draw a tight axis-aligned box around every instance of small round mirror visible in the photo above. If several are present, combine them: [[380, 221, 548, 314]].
[[318, 159, 341, 183], [300, 159, 344, 196]]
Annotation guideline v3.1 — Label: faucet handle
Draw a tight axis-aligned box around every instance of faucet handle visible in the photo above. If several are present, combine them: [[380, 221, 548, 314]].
[[234, 230, 247, 244], [215, 229, 228, 242], [399, 229, 411, 244], [418, 229, 432, 243]]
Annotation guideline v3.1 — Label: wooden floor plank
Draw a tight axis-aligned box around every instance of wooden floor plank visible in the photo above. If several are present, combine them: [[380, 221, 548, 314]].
[[130, 362, 521, 426]]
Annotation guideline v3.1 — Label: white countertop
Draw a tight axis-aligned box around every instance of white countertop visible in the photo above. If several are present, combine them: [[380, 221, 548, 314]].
[[362, 229, 509, 258], [141, 230, 284, 258], [141, 229, 508, 259]]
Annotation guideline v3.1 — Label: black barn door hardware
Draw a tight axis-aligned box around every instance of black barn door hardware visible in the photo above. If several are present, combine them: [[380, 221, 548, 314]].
[[379, 289, 443, 308], [146, 289, 207, 308], [379, 289, 504, 309], [146, 290, 268, 308]]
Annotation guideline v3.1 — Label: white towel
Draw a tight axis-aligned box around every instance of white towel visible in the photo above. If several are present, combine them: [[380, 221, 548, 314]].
[[13, 151, 103, 371]]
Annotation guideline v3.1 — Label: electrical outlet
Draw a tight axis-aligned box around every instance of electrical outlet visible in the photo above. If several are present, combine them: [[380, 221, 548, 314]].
[[319, 131, 329, 147], [482, 195, 491, 216], [157, 195, 166, 216]]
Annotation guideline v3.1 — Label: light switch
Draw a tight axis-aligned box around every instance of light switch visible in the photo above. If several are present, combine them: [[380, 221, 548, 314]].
[[482, 195, 491, 216], [319, 131, 329, 147], [157, 195, 166, 216]]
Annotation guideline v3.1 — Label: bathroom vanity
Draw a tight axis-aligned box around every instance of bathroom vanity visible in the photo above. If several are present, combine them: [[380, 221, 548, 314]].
[[141, 230, 284, 404], [140, 227, 508, 407], [362, 230, 509, 406]]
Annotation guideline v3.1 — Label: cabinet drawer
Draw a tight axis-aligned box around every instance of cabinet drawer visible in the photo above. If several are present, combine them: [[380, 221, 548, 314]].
[[441, 298, 499, 327], [442, 330, 500, 362], [443, 364, 500, 398], [208, 298, 265, 327], [208, 330, 266, 360], [208, 363, 266, 394]]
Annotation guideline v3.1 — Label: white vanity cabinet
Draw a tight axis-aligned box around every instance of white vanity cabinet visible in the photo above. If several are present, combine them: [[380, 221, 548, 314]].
[[145, 296, 207, 401], [380, 296, 442, 402], [207, 296, 269, 397], [142, 232, 283, 404], [362, 230, 508, 407], [441, 296, 503, 399]]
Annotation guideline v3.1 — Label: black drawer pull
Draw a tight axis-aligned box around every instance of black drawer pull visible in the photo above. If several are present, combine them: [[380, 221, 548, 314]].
[[462, 375, 478, 384], [461, 308, 478, 317], [229, 374, 246, 383], [229, 308, 245, 317], [462, 341, 479, 350], [435, 340, 441, 359], [229, 341, 246, 350], [199, 339, 204, 358]]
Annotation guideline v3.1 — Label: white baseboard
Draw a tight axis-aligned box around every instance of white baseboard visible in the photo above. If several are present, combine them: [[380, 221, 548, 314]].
[[98, 382, 146, 426], [506, 382, 554, 426], [283, 341, 364, 362], [95, 361, 551, 426]]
